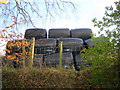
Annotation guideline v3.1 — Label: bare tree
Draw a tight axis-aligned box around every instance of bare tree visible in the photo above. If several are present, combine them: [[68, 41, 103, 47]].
[[0, 0, 75, 55], [0, 0, 75, 29]]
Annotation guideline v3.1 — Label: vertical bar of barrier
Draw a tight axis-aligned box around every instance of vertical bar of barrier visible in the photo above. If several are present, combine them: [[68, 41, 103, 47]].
[[22, 40, 25, 68], [59, 41, 63, 69], [28, 37, 35, 68]]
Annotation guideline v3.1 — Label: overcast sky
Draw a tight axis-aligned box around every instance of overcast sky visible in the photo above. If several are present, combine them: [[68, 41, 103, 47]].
[[0, 0, 118, 55]]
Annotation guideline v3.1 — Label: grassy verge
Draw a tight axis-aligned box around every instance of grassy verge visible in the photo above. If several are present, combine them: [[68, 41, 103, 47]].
[[2, 67, 91, 88], [2, 62, 119, 88]]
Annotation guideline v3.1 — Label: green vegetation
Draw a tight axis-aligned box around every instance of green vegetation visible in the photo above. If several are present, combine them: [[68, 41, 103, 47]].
[[2, 1, 120, 89], [81, 1, 120, 88]]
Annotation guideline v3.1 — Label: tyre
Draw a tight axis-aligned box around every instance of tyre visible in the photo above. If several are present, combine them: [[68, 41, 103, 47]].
[[84, 39, 96, 48], [33, 54, 43, 68], [35, 38, 57, 47], [34, 38, 57, 54], [24, 28, 47, 39], [44, 52, 74, 68], [73, 54, 84, 71], [70, 28, 92, 40], [48, 28, 70, 38], [58, 38, 83, 53]]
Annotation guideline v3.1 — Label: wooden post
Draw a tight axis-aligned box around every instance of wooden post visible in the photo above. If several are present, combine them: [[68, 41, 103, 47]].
[[59, 41, 63, 69], [22, 40, 25, 68], [28, 37, 35, 68]]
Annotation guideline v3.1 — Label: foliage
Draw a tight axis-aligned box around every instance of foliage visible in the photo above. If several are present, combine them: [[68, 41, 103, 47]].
[[81, 1, 120, 88], [4, 39, 31, 66]]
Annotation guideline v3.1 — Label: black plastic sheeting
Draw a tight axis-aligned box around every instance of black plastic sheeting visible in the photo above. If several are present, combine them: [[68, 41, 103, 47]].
[[72, 54, 85, 71], [33, 54, 43, 68], [58, 38, 83, 53], [84, 39, 96, 48], [49, 28, 70, 38], [34, 38, 57, 54], [44, 52, 74, 68], [35, 38, 57, 47], [5, 28, 94, 70], [24, 28, 47, 39], [70, 28, 92, 40]]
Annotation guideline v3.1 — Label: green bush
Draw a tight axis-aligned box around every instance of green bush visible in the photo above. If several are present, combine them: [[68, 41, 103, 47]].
[[81, 1, 120, 88]]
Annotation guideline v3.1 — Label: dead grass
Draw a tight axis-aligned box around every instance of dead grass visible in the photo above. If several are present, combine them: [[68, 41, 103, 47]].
[[2, 66, 91, 88], [2, 64, 119, 88]]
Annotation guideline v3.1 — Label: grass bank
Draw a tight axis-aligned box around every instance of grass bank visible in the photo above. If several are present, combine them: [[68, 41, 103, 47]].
[[2, 67, 91, 88], [2, 62, 119, 88]]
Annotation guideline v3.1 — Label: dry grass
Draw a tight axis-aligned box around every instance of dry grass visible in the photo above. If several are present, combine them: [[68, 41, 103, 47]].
[[2, 66, 91, 88]]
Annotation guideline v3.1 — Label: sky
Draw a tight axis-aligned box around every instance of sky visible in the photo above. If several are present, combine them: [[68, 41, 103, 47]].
[[0, 0, 118, 55], [23, 0, 117, 34]]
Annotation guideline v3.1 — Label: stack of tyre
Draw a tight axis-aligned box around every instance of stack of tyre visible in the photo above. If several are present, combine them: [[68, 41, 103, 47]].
[[25, 28, 94, 70], [5, 28, 95, 70]]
